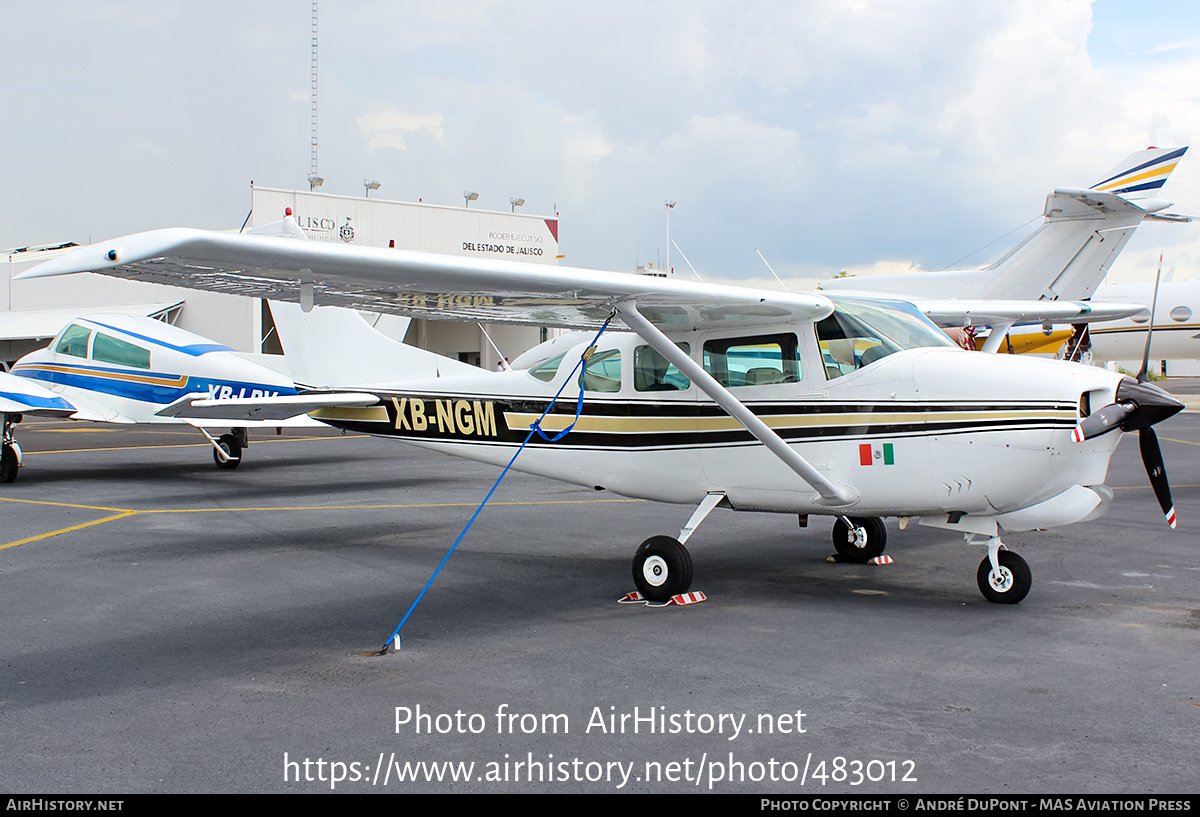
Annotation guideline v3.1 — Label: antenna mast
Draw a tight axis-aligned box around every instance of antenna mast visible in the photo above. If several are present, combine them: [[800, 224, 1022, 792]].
[[307, 1, 322, 191]]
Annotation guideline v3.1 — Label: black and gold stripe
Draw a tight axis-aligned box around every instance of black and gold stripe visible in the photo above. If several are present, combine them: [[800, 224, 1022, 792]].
[[326, 391, 1078, 451]]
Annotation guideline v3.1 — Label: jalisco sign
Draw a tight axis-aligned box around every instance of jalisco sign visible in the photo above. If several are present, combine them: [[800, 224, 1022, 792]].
[[251, 186, 559, 263]]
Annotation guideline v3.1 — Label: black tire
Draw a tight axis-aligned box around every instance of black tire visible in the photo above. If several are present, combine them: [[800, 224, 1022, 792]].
[[632, 535, 693, 602], [976, 550, 1031, 604], [1, 444, 17, 483], [831, 516, 886, 562], [213, 434, 242, 470]]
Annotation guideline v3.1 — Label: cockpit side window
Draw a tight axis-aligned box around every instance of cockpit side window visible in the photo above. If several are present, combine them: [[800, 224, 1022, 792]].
[[817, 296, 957, 379], [54, 324, 92, 358], [92, 333, 151, 369], [702, 334, 801, 387], [528, 351, 568, 383], [634, 343, 690, 392], [581, 349, 622, 392]]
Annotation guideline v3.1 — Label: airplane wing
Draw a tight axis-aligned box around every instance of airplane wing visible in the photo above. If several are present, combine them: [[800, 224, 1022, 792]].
[[19, 227, 835, 331], [0, 371, 78, 417], [20, 224, 859, 505], [155, 391, 382, 422]]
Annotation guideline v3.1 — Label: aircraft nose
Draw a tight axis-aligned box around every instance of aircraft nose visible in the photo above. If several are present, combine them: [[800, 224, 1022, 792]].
[[1113, 378, 1184, 432]]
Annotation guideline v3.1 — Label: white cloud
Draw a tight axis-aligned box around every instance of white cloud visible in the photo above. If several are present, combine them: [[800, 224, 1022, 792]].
[[4, 0, 1200, 287], [358, 109, 446, 152]]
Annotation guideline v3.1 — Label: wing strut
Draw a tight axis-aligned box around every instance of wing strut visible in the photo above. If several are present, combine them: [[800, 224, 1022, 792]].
[[615, 301, 858, 507]]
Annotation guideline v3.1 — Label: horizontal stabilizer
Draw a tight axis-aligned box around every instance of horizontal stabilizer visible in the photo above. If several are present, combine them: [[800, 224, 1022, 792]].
[[156, 391, 381, 422], [915, 299, 1147, 328]]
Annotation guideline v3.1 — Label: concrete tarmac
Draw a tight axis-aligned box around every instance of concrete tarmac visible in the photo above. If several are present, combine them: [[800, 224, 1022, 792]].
[[1, 402, 1197, 794]]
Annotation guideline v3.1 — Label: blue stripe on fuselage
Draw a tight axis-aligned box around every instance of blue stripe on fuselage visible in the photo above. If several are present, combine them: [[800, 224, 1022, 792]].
[[13, 365, 297, 407], [86, 320, 235, 357]]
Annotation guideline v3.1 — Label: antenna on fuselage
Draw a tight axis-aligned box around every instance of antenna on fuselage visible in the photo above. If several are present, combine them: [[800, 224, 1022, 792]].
[[755, 248, 790, 292], [671, 241, 704, 282]]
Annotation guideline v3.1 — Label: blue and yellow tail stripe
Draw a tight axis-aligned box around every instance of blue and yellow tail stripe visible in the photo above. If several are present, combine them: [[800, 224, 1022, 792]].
[[1091, 147, 1187, 196]]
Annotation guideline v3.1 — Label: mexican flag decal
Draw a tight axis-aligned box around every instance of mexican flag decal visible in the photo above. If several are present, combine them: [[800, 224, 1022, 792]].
[[859, 442, 894, 466]]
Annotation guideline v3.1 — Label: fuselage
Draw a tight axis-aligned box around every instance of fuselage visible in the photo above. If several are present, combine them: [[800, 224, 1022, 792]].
[[10, 314, 297, 423], [313, 301, 1127, 528], [1088, 280, 1200, 362]]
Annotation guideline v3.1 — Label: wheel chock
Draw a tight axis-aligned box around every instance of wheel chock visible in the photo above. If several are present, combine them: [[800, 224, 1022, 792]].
[[618, 590, 707, 607], [826, 554, 895, 565]]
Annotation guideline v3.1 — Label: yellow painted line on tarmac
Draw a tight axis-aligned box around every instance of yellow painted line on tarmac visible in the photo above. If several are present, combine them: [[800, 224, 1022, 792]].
[[142, 498, 646, 514], [0, 496, 644, 550], [0, 512, 139, 551], [0, 497, 133, 512], [27, 434, 366, 455], [1160, 436, 1200, 447], [1112, 483, 1200, 491], [27, 427, 140, 434]]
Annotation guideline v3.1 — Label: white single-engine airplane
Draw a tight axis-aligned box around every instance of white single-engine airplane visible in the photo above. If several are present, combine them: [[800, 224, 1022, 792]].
[[20, 211, 1184, 605], [0, 312, 341, 482]]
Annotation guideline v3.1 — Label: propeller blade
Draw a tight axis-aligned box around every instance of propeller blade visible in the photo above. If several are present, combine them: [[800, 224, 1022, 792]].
[[1139, 426, 1176, 528], [1072, 402, 1134, 442], [1137, 252, 1165, 383]]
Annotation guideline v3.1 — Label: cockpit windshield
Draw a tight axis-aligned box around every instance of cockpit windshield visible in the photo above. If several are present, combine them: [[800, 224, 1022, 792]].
[[818, 296, 957, 377]]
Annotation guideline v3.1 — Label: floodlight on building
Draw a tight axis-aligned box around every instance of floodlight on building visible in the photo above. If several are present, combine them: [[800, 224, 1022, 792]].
[[308, 174, 324, 190], [364, 179, 381, 197], [665, 200, 677, 276], [464, 191, 479, 207], [510, 197, 525, 212]]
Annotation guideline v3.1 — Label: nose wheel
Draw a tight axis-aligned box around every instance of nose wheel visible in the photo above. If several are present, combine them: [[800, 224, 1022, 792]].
[[632, 535, 694, 602], [213, 434, 243, 469], [976, 548, 1031, 604]]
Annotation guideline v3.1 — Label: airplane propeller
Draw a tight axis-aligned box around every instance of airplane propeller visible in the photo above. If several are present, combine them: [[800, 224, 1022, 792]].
[[1072, 379, 1182, 528], [1073, 253, 1182, 528]]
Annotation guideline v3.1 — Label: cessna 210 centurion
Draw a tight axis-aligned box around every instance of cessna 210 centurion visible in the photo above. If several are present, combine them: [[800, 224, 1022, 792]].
[[20, 218, 1183, 605]]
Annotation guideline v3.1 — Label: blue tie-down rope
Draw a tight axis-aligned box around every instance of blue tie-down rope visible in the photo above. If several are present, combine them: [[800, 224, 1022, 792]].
[[381, 314, 614, 653]]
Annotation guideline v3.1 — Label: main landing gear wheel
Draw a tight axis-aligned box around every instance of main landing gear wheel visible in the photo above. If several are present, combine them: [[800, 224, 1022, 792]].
[[213, 434, 242, 470], [831, 516, 887, 563], [632, 535, 693, 602], [1, 444, 17, 483], [976, 550, 1031, 604]]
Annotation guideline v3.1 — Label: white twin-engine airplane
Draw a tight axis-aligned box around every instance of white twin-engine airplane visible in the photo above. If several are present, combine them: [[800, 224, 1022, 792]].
[[0, 313, 316, 482], [19, 195, 1183, 605]]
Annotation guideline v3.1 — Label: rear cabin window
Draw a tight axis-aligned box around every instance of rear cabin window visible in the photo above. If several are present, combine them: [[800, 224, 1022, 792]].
[[92, 333, 151, 369], [634, 344, 691, 392], [54, 324, 92, 358], [702, 334, 802, 387]]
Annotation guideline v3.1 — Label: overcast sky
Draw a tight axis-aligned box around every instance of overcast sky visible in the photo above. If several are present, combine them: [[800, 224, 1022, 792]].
[[4, 0, 1200, 288]]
